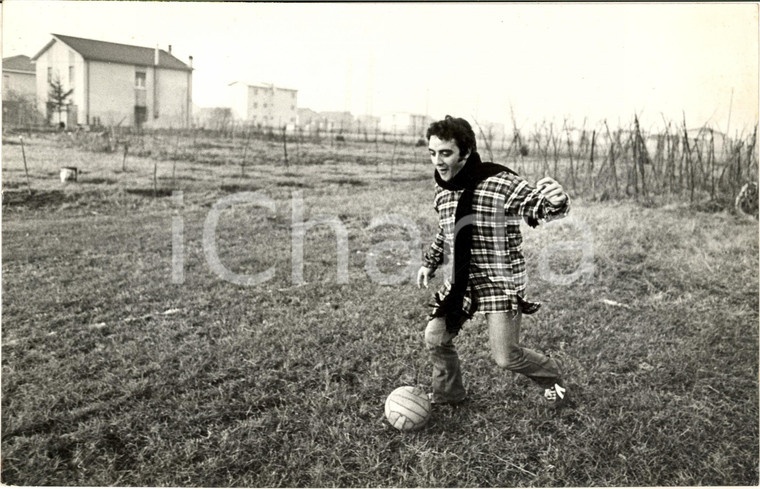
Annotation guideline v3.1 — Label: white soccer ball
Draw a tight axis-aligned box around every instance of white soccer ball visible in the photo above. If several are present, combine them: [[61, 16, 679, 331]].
[[384, 386, 432, 431]]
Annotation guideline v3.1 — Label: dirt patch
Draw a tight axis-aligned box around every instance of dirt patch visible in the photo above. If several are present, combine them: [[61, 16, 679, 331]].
[[2, 181, 26, 189], [273, 180, 312, 188], [2, 189, 71, 208], [124, 188, 175, 197], [84, 178, 118, 185], [220, 184, 261, 193], [322, 178, 367, 187]]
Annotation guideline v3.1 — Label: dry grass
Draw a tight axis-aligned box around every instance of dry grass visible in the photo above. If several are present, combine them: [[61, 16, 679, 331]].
[[1, 134, 758, 486]]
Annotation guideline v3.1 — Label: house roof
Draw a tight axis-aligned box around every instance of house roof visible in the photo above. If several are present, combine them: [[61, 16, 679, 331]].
[[32, 34, 192, 71], [2, 55, 35, 73]]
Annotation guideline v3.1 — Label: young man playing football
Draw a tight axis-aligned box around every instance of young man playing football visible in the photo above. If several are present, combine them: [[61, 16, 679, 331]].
[[417, 115, 570, 407]]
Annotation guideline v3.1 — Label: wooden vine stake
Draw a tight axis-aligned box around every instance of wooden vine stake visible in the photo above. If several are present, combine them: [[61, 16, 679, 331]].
[[19, 136, 33, 196]]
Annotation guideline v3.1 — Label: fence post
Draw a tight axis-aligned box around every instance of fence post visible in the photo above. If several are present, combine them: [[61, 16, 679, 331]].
[[564, 123, 576, 192], [390, 137, 398, 179], [682, 121, 693, 202], [631, 125, 639, 199], [122, 141, 129, 172], [746, 125, 757, 182], [709, 129, 716, 199], [19, 136, 33, 196], [242, 125, 252, 177], [153, 159, 158, 198], [172, 132, 180, 189], [282, 125, 289, 169], [295, 126, 301, 158], [634, 115, 648, 198], [603, 121, 619, 196], [589, 130, 596, 200]]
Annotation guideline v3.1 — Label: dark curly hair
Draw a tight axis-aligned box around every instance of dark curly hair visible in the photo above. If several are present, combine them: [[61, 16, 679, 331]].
[[426, 115, 477, 157]]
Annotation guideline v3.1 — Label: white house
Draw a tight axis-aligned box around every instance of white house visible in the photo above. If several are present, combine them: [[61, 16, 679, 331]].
[[31, 34, 193, 128], [227, 81, 297, 129]]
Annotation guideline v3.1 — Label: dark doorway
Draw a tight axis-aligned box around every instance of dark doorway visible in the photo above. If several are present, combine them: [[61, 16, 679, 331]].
[[135, 106, 148, 127]]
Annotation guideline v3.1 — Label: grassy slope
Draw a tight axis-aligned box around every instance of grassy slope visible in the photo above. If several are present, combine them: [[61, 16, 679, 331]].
[[1, 136, 758, 486]]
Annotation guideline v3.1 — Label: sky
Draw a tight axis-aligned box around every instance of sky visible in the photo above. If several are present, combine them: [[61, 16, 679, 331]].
[[2, 1, 758, 134]]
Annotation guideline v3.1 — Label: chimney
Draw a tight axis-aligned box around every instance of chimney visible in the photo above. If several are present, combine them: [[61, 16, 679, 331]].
[[154, 45, 159, 65], [188, 55, 193, 69], [168, 45, 172, 55]]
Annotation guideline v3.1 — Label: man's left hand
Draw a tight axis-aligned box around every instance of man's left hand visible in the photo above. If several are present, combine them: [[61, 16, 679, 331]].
[[536, 177, 567, 207]]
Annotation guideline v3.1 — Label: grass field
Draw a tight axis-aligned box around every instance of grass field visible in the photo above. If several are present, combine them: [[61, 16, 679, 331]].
[[2, 134, 758, 486]]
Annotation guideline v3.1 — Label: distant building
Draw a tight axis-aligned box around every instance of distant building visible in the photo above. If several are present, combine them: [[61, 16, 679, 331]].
[[297, 107, 320, 129], [473, 120, 506, 149], [683, 127, 729, 155], [3, 55, 36, 100], [3, 55, 39, 126], [477, 121, 506, 140], [228, 81, 297, 129], [317, 111, 355, 132], [380, 112, 431, 136], [31, 34, 193, 128], [296, 108, 354, 132], [356, 114, 381, 134]]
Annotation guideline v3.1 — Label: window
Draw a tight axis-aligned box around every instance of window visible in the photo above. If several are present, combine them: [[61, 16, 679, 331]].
[[47, 67, 52, 83], [69, 66, 75, 86], [135, 71, 146, 88], [253, 103, 258, 109]]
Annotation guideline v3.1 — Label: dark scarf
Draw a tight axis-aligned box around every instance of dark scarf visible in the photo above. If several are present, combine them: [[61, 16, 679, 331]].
[[432, 152, 517, 333]]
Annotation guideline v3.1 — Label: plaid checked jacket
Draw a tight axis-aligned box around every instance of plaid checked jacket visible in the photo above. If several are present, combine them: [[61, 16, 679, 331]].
[[423, 170, 570, 310]]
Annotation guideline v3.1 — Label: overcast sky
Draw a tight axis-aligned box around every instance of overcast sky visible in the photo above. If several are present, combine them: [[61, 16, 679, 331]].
[[3, 1, 758, 134]]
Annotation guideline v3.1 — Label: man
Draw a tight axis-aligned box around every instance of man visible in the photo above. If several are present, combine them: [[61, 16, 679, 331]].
[[417, 115, 570, 407]]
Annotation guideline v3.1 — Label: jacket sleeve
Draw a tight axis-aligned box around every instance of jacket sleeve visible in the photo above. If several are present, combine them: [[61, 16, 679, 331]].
[[504, 175, 570, 225], [422, 218, 445, 270]]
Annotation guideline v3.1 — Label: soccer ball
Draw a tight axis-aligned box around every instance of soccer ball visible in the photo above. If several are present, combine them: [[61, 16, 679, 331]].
[[384, 386, 431, 431]]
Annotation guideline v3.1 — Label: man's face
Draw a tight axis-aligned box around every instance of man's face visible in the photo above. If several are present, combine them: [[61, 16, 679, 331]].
[[429, 135, 469, 181]]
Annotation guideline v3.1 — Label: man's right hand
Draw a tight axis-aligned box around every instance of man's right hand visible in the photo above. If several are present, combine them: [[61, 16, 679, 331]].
[[417, 266, 435, 289]]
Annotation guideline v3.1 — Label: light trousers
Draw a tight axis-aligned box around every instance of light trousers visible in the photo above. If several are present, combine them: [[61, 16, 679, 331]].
[[424, 310, 561, 403]]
